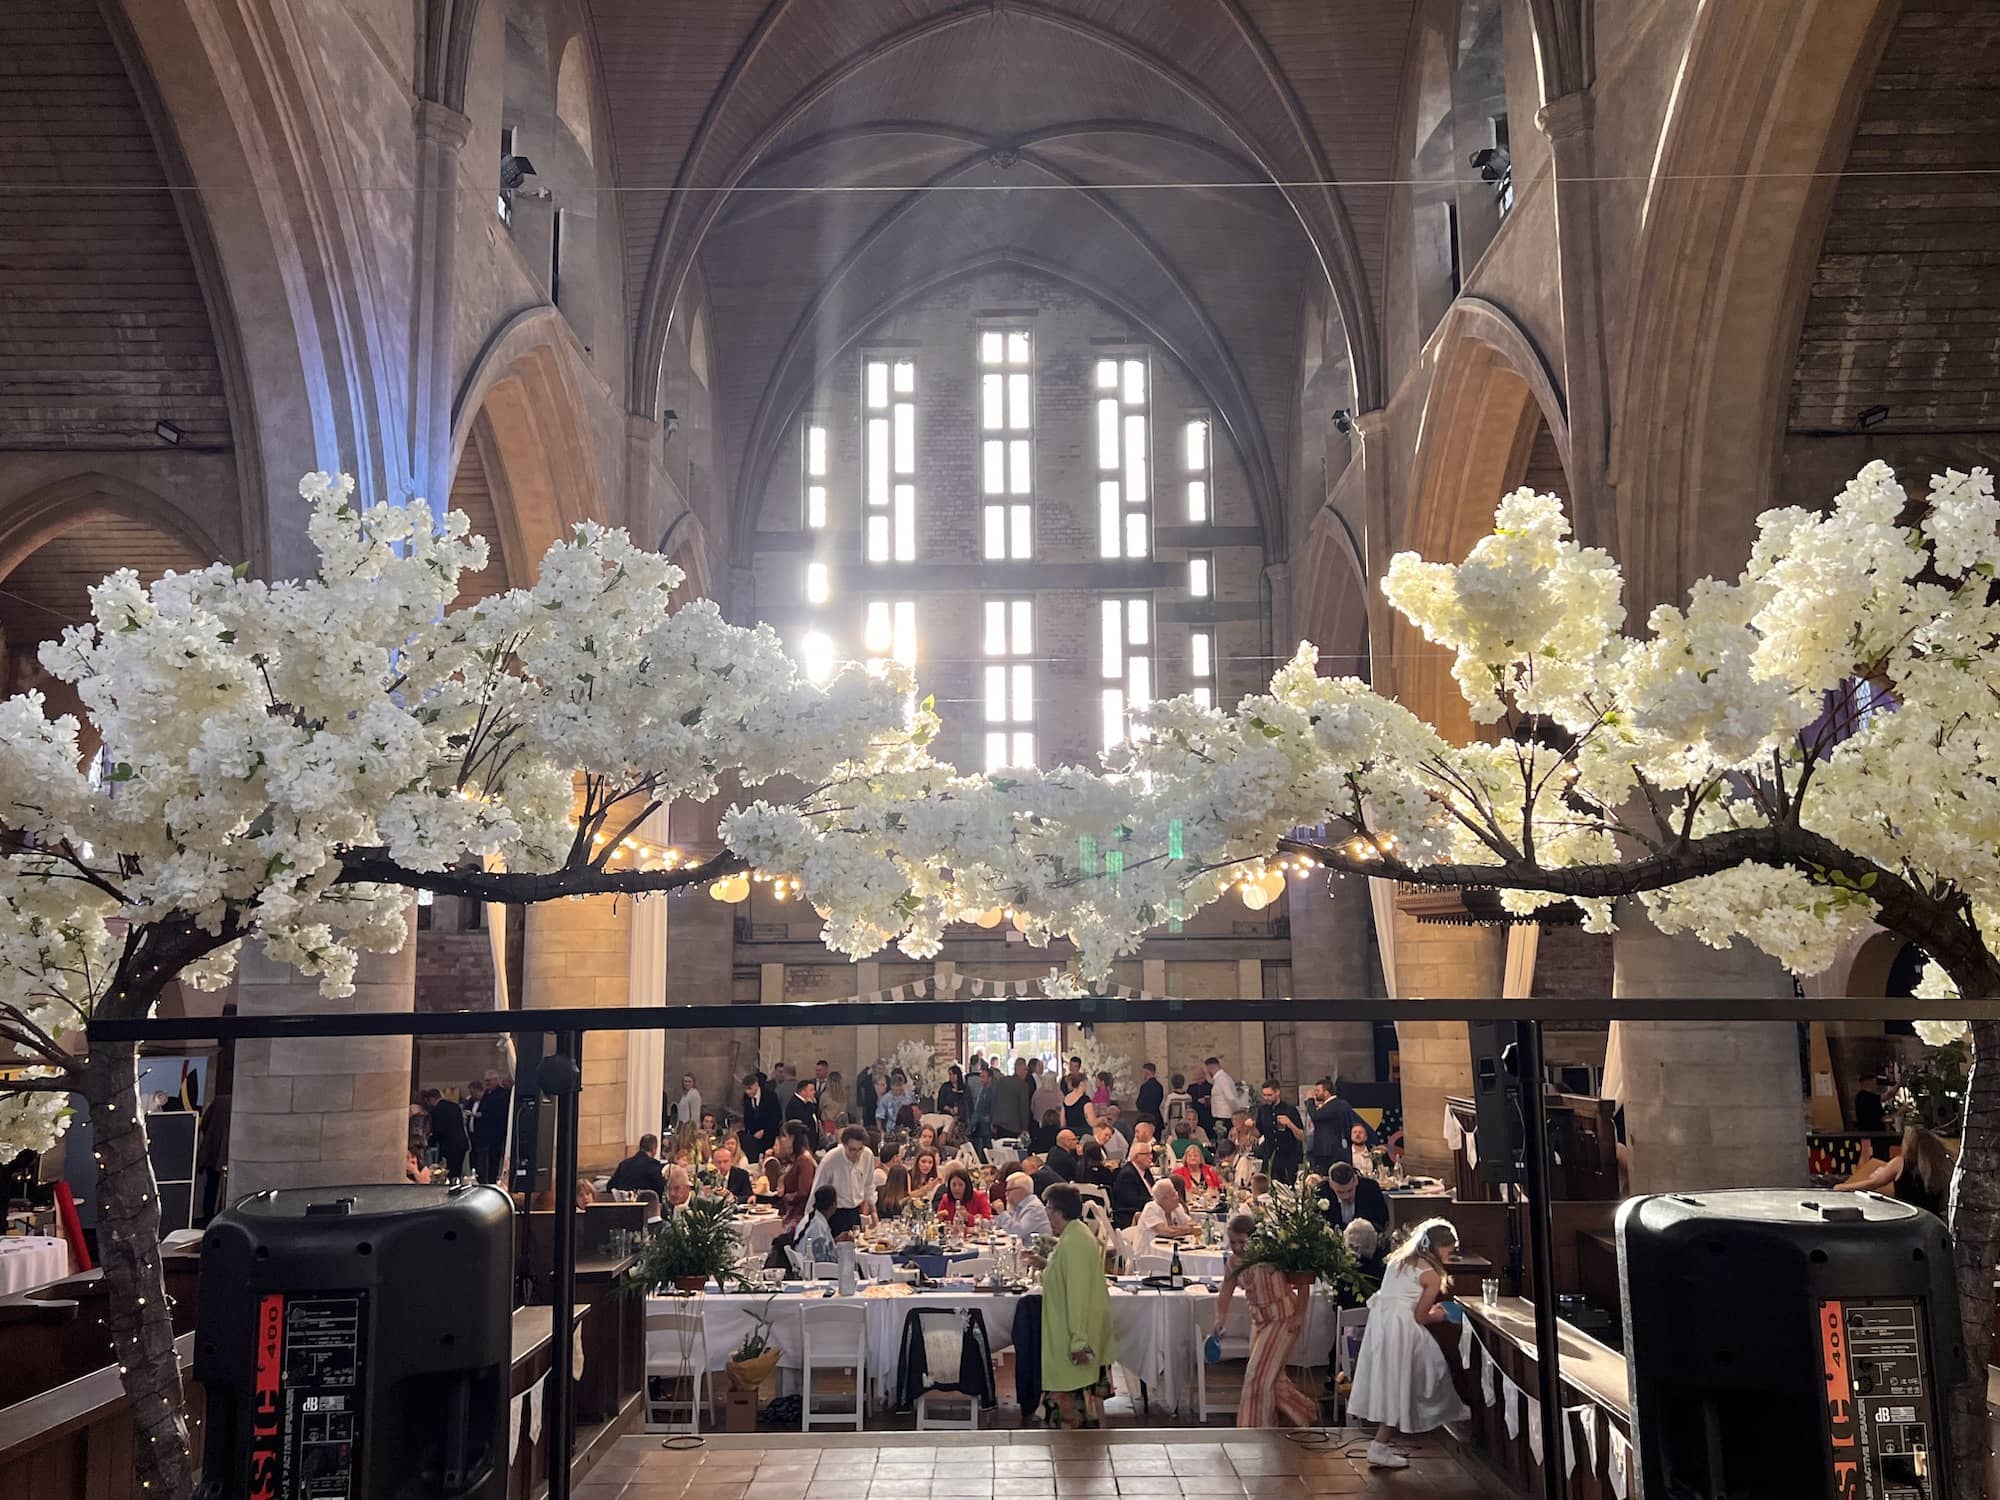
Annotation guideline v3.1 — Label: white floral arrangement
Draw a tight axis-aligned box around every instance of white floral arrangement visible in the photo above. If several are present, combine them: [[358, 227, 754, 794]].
[[878, 1038, 947, 1102], [1069, 1029, 1135, 1103]]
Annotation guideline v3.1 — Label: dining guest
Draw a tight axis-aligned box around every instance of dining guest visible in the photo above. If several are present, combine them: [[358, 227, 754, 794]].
[[1187, 1066, 1215, 1140], [878, 1163, 913, 1219], [1029, 1108, 1063, 1155], [1135, 1063, 1165, 1128], [1254, 1079, 1307, 1184], [908, 1146, 943, 1203], [937, 1064, 968, 1120], [1030, 1059, 1065, 1125], [1133, 1178, 1198, 1257], [1230, 1115, 1262, 1188], [1076, 1141, 1116, 1193], [573, 1176, 597, 1209], [672, 1073, 703, 1128], [406, 1149, 432, 1184], [423, 1088, 470, 1181], [817, 1124, 879, 1236], [1093, 1119, 1129, 1166], [785, 1077, 822, 1135], [709, 1141, 754, 1202], [1323, 1161, 1390, 1233], [1306, 1077, 1372, 1178], [794, 1185, 840, 1265], [1022, 1152, 1064, 1198], [1344, 1219, 1386, 1284], [1212, 1213, 1320, 1431], [1038, 1185, 1118, 1428], [739, 1071, 782, 1160], [663, 1165, 693, 1217], [700, 1109, 721, 1142], [991, 1056, 1032, 1139], [1837, 1123, 1955, 1216], [1109, 1143, 1156, 1227], [822, 1067, 847, 1123], [1346, 1219, 1469, 1467], [606, 1133, 667, 1198], [1173, 1143, 1223, 1199], [996, 1172, 1052, 1241], [875, 1069, 917, 1130], [937, 1164, 993, 1226], [1350, 1122, 1376, 1173], [776, 1122, 818, 1228], [1046, 1127, 1081, 1181]]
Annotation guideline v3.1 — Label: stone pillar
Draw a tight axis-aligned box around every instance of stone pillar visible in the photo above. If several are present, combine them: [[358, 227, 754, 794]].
[[409, 100, 471, 509], [1614, 908, 1806, 1193], [1287, 872, 1380, 1085], [1392, 913, 1506, 1176], [664, 884, 744, 1109], [522, 895, 632, 1174], [1536, 91, 1615, 549], [230, 927, 417, 1198]]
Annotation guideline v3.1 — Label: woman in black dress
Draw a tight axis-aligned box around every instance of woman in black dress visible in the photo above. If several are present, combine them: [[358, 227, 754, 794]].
[[1837, 1123, 1953, 1216]]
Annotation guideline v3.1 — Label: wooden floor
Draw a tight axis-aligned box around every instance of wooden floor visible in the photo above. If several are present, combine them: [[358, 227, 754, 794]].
[[574, 1428, 1494, 1499]]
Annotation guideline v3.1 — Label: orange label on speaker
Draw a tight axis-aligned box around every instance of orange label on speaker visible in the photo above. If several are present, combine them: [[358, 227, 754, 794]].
[[249, 1292, 285, 1500], [1822, 1299, 1861, 1500]]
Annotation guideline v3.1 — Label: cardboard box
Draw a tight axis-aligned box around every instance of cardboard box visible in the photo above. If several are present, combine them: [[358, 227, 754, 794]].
[[723, 1387, 758, 1432]]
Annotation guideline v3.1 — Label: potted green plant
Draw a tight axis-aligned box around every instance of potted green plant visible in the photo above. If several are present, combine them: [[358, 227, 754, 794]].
[[634, 1190, 742, 1292], [725, 1295, 783, 1390], [1235, 1176, 1373, 1301]]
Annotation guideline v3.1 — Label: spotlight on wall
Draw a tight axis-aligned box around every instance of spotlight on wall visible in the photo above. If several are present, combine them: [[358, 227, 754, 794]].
[[1469, 146, 1511, 183], [1331, 409, 1353, 434], [499, 154, 538, 193], [661, 408, 680, 440], [153, 420, 183, 446], [1855, 405, 1891, 430]]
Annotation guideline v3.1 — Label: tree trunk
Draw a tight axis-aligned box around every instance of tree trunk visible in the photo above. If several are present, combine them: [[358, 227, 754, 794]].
[[84, 1037, 196, 1500], [1950, 1017, 2000, 1500]]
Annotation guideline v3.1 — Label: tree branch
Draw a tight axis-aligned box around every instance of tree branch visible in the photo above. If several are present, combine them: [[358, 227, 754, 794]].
[[335, 846, 748, 902]]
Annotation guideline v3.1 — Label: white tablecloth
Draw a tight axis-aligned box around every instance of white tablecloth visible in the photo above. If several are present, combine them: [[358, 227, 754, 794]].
[[650, 1279, 1339, 1412], [0, 1235, 70, 1294], [731, 1213, 786, 1260]]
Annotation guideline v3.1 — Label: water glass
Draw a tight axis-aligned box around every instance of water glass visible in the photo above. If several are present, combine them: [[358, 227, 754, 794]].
[[1481, 1278, 1499, 1309]]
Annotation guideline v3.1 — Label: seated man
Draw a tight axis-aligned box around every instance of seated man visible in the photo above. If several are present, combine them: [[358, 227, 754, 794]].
[[1046, 1128, 1081, 1181], [1321, 1161, 1389, 1233], [1109, 1142, 1157, 1227], [1021, 1152, 1064, 1197], [995, 1172, 1052, 1241], [662, 1165, 693, 1217], [606, 1133, 667, 1198], [707, 1140, 754, 1202]]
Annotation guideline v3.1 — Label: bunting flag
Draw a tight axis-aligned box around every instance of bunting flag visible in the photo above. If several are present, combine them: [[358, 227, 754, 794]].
[[1580, 1404, 1600, 1474], [1608, 1427, 1631, 1499], [1460, 1317, 1477, 1368], [573, 1327, 587, 1380], [1504, 1377, 1522, 1439], [1481, 1348, 1499, 1407], [835, 972, 1180, 1004], [1527, 1398, 1544, 1464], [528, 1375, 547, 1442], [1561, 1409, 1576, 1478], [508, 1390, 526, 1464]]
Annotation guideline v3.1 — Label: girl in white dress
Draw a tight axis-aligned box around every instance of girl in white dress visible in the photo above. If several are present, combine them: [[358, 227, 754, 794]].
[[1346, 1217, 1470, 1469]]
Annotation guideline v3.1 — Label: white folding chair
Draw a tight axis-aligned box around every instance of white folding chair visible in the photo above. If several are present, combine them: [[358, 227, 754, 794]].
[[1133, 1251, 1171, 1277], [909, 1307, 981, 1430], [801, 1301, 868, 1431], [644, 1302, 712, 1433], [1332, 1306, 1369, 1422], [956, 1254, 996, 1278], [1195, 1319, 1252, 1423], [1073, 1183, 1110, 1210]]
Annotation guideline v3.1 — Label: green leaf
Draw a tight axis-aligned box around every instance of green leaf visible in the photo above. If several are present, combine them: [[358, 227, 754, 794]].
[[217, 629, 236, 645], [231, 561, 251, 580]]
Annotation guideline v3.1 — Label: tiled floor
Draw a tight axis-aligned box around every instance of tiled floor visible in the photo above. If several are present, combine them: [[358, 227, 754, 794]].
[[575, 1429, 1494, 1499]]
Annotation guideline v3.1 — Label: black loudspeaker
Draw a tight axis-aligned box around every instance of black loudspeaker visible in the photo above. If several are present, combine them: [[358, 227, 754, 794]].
[[1467, 1020, 1527, 1183], [1620, 1188, 1963, 1500], [194, 1183, 515, 1500]]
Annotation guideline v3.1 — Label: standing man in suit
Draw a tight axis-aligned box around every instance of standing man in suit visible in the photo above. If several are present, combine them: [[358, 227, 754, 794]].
[[424, 1089, 470, 1181], [1254, 1079, 1306, 1184], [1305, 1077, 1373, 1177], [472, 1070, 511, 1185], [739, 1071, 782, 1161], [1135, 1062, 1165, 1129], [1321, 1162, 1389, 1233]]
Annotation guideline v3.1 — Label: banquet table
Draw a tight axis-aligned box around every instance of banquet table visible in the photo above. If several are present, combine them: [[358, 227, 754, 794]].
[[732, 1211, 786, 1261], [649, 1276, 1340, 1413], [0, 1237, 69, 1295]]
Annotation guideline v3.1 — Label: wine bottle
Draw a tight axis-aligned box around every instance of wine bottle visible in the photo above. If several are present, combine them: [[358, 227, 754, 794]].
[[1169, 1243, 1185, 1290]]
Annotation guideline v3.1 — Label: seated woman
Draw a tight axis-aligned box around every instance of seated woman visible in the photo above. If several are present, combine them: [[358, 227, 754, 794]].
[[1172, 1142, 1223, 1199], [1133, 1178, 1198, 1257], [1837, 1123, 1954, 1216], [937, 1164, 993, 1226], [877, 1163, 913, 1219], [908, 1146, 943, 1203]]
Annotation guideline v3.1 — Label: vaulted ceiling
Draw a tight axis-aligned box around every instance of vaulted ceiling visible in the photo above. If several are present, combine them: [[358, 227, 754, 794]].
[[586, 0, 1418, 552]]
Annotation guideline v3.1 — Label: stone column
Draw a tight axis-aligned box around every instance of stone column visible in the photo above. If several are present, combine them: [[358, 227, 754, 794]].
[[409, 99, 471, 509], [664, 884, 744, 1108], [1536, 91, 1615, 550], [1613, 908, 1806, 1193], [1391, 913, 1506, 1176], [1287, 872, 1380, 1085], [230, 926, 417, 1198], [522, 895, 632, 1174]]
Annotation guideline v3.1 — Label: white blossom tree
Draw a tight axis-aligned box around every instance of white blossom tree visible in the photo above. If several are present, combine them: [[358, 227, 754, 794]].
[[734, 461, 2000, 1485], [0, 476, 941, 1499]]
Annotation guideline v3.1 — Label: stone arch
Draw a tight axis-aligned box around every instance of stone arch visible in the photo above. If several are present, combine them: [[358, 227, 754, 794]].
[[554, 35, 593, 162], [449, 308, 611, 588], [1612, 0, 1898, 609], [0, 474, 219, 736], [1388, 299, 1570, 740]]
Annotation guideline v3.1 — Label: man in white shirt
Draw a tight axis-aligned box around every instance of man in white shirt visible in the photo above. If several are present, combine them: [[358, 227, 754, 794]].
[[673, 1073, 702, 1127], [995, 1172, 1052, 1241], [815, 1124, 878, 1236], [1133, 1178, 1198, 1258], [1205, 1057, 1242, 1123]]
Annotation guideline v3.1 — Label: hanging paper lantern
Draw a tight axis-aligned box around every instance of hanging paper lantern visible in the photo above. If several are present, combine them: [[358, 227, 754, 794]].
[[974, 908, 1004, 929]]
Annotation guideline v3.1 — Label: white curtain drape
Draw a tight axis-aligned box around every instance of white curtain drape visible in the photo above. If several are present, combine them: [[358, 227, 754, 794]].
[[1368, 877, 1399, 997], [625, 809, 670, 1141]]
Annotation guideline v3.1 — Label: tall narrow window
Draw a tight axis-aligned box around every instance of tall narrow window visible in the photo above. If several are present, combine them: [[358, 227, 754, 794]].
[[1099, 596, 1152, 748], [981, 598, 1036, 771], [1096, 355, 1151, 558], [1187, 553, 1212, 599], [803, 420, 829, 529], [1183, 416, 1210, 524], [1189, 629, 1215, 710], [800, 630, 835, 686], [863, 357, 917, 562], [979, 329, 1034, 560], [805, 561, 830, 604], [864, 599, 917, 672]]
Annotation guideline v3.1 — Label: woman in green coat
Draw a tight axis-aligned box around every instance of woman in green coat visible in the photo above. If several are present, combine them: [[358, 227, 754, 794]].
[[1038, 1183, 1117, 1427]]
